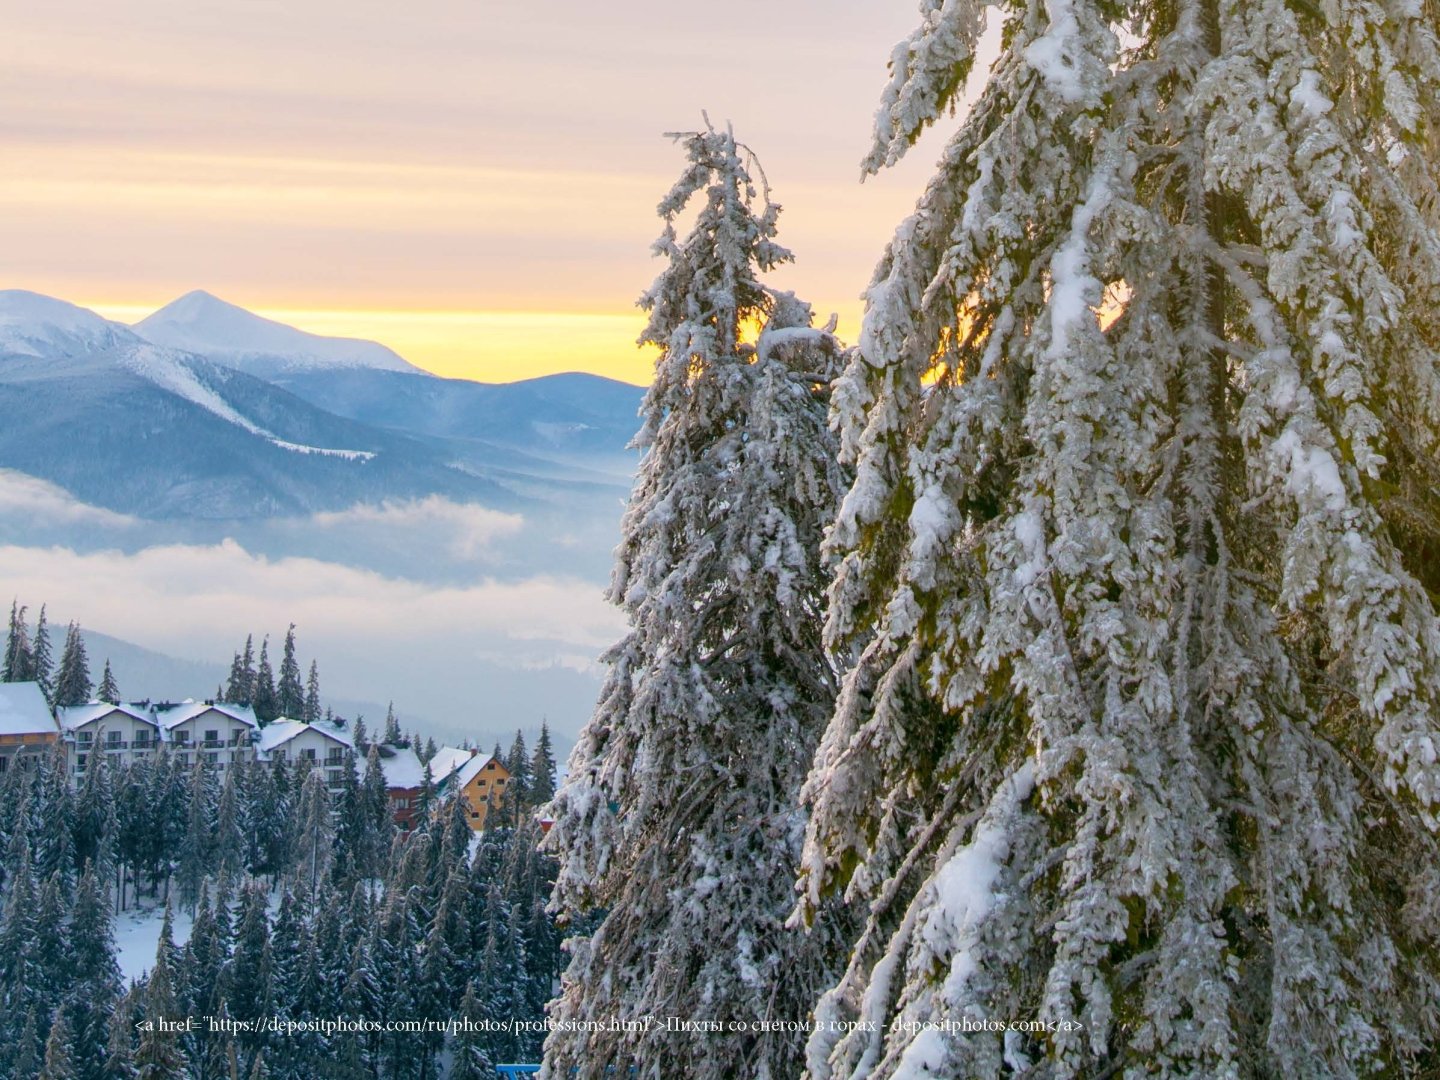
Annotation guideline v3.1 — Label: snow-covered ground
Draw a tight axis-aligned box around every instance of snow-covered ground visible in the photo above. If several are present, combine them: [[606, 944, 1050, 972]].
[[113, 899, 196, 984], [112, 889, 283, 984]]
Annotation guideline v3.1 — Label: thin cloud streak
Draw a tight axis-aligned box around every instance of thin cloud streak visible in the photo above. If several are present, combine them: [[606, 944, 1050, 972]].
[[0, 540, 622, 664]]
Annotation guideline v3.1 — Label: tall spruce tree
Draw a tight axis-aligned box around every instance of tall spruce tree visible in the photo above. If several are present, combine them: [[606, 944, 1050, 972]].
[[276, 625, 303, 720], [4, 601, 33, 682], [39, 1008, 77, 1080], [53, 623, 92, 707], [214, 768, 244, 881], [0, 844, 41, 1067], [32, 605, 53, 703], [176, 762, 216, 915], [543, 122, 848, 1079], [289, 771, 334, 896], [67, 863, 121, 1080], [796, 2, 1440, 1076], [10, 1009, 42, 1080], [223, 654, 243, 705], [224, 883, 274, 1037], [302, 661, 320, 725], [528, 720, 557, 806], [103, 991, 140, 1080], [135, 908, 190, 1080], [225, 635, 255, 706], [359, 745, 392, 880], [97, 659, 120, 705], [251, 638, 277, 725], [450, 981, 495, 1080], [504, 730, 531, 812]]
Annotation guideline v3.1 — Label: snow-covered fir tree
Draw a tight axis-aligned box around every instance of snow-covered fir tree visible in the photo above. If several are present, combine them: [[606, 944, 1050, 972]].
[[795, 0, 1440, 1075], [176, 763, 216, 915], [53, 623, 92, 708], [135, 907, 191, 1079], [4, 601, 33, 682], [289, 770, 334, 895], [303, 661, 321, 725], [252, 638, 277, 724], [97, 659, 120, 705], [505, 730, 530, 810], [529, 720, 558, 805], [40, 1008, 76, 1080], [277, 624, 303, 721], [450, 981, 495, 1080], [542, 121, 849, 1080], [225, 634, 256, 706], [67, 863, 121, 1079], [32, 605, 53, 703]]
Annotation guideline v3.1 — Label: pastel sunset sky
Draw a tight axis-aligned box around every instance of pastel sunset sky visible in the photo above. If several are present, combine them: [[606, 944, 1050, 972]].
[[5, 0, 953, 384]]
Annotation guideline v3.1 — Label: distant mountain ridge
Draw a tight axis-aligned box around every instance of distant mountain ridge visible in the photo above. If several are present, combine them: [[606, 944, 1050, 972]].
[[0, 289, 139, 358], [134, 290, 426, 378], [0, 289, 641, 520]]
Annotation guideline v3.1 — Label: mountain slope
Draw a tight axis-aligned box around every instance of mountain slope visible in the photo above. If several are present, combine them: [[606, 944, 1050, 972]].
[[0, 289, 139, 358], [275, 369, 643, 471], [135, 290, 425, 378], [0, 295, 516, 518]]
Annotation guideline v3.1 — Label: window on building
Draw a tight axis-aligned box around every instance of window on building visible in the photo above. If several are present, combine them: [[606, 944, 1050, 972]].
[[174, 730, 190, 743], [107, 730, 122, 746], [302, 748, 317, 761], [273, 749, 288, 763], [78, 730, 93, 744], [0, 756, 9, 774], [76, 753, 87, 770], [133, 731, 150, 747], [204, 729, 219, 745], [395, 798, 410, 809], [231, 728, 245, 746]]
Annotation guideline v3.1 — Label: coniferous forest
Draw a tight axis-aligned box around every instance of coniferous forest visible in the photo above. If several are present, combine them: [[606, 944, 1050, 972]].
[[0, 729, 563, 1080]]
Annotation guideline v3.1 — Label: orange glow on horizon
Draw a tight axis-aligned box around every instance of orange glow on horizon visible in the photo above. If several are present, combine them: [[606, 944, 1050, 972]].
[[86, 301, 869, 386], [88, 303, 655, 385]]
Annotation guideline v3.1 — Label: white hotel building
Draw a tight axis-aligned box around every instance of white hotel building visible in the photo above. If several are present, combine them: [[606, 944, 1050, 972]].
[[254, 718, 356, 790], [57, 700, 261, 777]]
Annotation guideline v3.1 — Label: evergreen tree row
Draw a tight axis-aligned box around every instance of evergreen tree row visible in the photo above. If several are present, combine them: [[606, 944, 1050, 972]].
[[222, 625, 321, 726], [4, 600, 118, 707], [0, 730, 563, 1078]]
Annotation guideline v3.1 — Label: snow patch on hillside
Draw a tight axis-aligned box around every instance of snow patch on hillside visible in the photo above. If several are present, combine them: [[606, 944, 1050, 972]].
[[114, 902, 195, 984], [120, 346, 377, 461], [268, 438, 375, 462], [122, 345, 268, 435]]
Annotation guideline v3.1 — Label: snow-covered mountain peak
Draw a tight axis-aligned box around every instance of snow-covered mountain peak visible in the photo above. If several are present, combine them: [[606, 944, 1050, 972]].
[[134, 291, 427, 377], [0, 290, 140, 358]]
